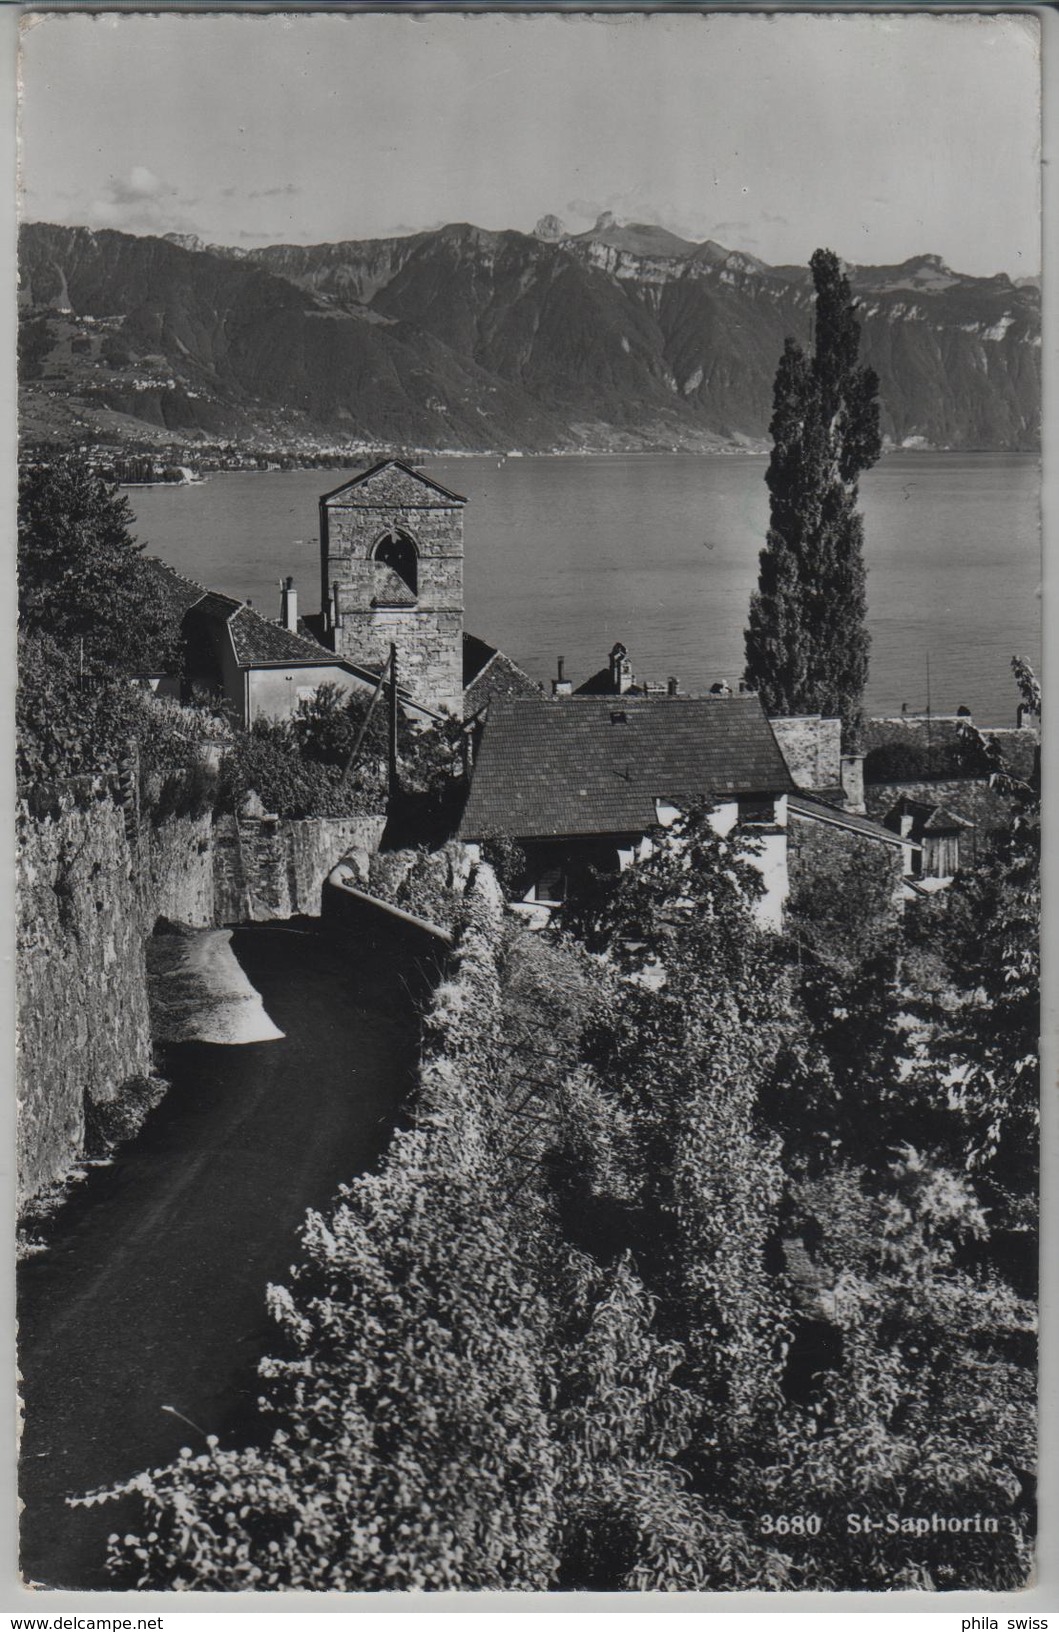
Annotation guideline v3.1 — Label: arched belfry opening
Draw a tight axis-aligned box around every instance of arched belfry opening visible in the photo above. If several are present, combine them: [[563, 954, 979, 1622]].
[[372, 529, 418, 601]]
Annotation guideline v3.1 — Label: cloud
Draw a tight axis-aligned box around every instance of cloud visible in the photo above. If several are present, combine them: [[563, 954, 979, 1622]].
[[248, 182, 301, 199], [87, 166, 196, 234], [711, 220, 752, 235]]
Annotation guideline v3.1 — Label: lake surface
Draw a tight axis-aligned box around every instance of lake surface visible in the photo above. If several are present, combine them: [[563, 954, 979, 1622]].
[[128, 452, 1041, 727]]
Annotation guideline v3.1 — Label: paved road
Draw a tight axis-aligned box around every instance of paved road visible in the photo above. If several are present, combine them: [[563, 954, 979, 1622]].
[[19, 920, 433, 1590]]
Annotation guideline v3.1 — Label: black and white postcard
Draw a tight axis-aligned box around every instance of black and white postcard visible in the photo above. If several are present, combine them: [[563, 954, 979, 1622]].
[[12, 6, 1044, 1602]]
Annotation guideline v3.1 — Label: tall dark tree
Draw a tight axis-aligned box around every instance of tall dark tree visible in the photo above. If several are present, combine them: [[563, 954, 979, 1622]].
[[18, 454, 177, 676], [744, 249, 881, 735]]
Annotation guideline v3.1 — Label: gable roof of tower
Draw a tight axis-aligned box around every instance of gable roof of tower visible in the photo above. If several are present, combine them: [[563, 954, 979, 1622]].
[[319, 458, 468, 509]]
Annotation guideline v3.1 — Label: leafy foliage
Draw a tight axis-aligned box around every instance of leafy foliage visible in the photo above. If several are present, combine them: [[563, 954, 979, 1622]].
[[17, 629, 221, 822], [217, 717, 380, 819], [18, 455, 179, 676], [864, 735, 991, 786], [736, 1154, 1036, 1590], [915, 658, 1040, 1229], [86, 667, 1038, 1593], [744, 249, 881, 735]]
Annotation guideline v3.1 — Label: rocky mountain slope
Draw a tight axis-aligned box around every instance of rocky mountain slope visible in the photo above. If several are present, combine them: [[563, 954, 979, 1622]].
[[19, 217, 1040, 453]]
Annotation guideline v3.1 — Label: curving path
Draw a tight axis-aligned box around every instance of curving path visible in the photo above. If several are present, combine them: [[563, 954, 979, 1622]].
[[18, 919, 435, 1591]]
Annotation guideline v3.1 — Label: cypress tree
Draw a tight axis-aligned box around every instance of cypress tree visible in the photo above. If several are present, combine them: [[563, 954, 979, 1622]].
[[744, 249, 881, 736]]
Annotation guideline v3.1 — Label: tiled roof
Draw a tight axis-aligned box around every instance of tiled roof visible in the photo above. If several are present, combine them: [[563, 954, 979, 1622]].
[[865, 777, 1017, 834], [196, 590, 243, 621], [142, 556, 210, 621], [882, 795, 973, 833], [788, 793, 918, 849], [463, 647, 542, 717], [227, 603, 343, 668], [143, 553, 360, 674], [460, 694, 793, 841]]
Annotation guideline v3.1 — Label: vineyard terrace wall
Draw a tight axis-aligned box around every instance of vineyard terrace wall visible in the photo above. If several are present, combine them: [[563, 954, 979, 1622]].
[[17, 803, 386, 1205]]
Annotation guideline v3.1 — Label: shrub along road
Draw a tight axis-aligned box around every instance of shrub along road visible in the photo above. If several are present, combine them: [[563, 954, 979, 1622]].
[[18, 919, 436, 1590]]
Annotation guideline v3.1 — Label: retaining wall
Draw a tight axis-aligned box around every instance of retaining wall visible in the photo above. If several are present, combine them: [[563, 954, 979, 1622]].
[[17, 802, 386, 1204]]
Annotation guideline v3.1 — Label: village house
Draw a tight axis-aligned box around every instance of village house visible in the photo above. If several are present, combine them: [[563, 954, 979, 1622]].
[[550, 643, 918, 900], [139, 456, 539, 730], [141, 557, 412, 730], [861, 710, 1040, 891], [458, 692, 796, 929]]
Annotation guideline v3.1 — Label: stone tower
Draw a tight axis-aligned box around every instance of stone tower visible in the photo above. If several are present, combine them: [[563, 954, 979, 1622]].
[[319, 459, 466, 716]]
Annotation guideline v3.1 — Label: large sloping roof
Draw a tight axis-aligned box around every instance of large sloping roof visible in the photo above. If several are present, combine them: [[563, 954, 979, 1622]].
[[462, 635, 542, 717], [226, 602, 345, 668], [865, 776, 1019, 835], [143, 556, 210, 623], [788, 793, 919, 849], [460, 694, 793, 840], [319, 458, 467, 508]]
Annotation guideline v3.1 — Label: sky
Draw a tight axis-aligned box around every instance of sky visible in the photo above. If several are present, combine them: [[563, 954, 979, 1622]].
[[17, 10, 1041, 278]]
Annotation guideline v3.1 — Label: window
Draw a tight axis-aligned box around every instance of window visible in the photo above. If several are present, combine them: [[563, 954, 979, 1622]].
[[738, 794, 775, 826], [372, 530, 418, 597]]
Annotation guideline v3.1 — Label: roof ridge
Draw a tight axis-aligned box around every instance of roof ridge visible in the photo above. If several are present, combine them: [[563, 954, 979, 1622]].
[[145, 554, 211, 598], [229, 599, 336, 660], [319, 457, 468, 506]]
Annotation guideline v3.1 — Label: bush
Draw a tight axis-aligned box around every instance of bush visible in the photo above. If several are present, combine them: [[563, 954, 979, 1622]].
[[218, 717, 384, 819], [18, 454, 179, 676]]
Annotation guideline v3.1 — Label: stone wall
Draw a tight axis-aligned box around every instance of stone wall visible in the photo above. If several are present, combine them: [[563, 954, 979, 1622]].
[[323, 473, 465, 716], [211, 811, 385, 923], [337, 607, 464, 717], [786, 809, 904, 911], [17, 805, 190, 1201], [18, 803, 386, 1204], [771, 715, 842, 791]]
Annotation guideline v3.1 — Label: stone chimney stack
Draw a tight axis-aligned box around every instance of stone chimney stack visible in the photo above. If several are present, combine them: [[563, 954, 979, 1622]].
[[281, 575, 298, 633], [552, 656, 573, 698], [840, 753, 866, 814], [609, 643, 632, 694], [667, 676, 679, 697]]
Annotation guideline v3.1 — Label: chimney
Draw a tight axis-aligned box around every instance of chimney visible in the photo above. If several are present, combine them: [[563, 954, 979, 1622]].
[[609, 642, 632, 694], [281, 575, 298, 633], [839, 752, 866, 814], [552, 655, 573, 697], [667, 676, 679, 697]]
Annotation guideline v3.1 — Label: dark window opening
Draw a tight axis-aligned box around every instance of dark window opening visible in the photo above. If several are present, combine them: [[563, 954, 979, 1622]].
[[738, 793, 775, 826], [373, 530, 418, 597], [535, 866, 565, 904]]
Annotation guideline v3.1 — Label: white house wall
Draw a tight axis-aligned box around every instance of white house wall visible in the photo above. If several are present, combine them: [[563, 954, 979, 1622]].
[[246, 665, 376, 727]]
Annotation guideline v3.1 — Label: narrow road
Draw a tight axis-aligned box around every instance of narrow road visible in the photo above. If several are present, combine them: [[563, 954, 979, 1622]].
[[19, 920, 434, 1591]]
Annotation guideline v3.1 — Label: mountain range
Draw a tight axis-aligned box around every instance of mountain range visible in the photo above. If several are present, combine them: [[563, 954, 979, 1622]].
[[19, 215, 1041, 454]]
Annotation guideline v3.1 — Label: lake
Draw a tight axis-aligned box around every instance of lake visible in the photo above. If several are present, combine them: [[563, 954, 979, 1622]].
[[127, 452, 1040, 728]]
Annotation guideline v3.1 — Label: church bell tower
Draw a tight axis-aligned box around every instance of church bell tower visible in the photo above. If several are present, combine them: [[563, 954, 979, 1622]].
[[319, 459, 466, 716]]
